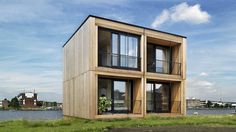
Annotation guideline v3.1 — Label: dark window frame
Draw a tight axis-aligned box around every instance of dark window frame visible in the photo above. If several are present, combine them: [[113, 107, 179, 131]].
[[98, 77, 134, 114], [147, 43, 177, 74], [98, 27, 141, 71], [146, 81, 172, 113]]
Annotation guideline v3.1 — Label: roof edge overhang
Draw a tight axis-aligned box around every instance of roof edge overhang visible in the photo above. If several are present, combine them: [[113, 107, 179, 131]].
[[62, 15, 187, 48]]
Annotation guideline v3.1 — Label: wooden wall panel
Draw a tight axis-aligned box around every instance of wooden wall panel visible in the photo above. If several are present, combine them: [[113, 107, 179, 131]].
[[171, 82, 181, 113], [133, 79, 142, 114], [182, 38, 187, 79], [69, 79, 74, 116], [63, 17, 96, 119], [89, 72, 97, 118], [74, 76, 79, 117], [62, 82, 67, 115], [95, 18, 143, 35], [172, 45, 181, 75], [145, 29, 183, 43], [142, 77, 146, 117], [181, 80, 186, 115]]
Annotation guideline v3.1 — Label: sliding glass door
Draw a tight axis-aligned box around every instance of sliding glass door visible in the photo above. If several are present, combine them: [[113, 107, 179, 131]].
[[147, 44, 170, 74], [146, 82, 170, 113], [156, 47, 170, 73], [98, 28, 140, 70], [120, 35, 138, 68], [111, 33, 119, 66], [113, 81, 132, 113], [98, 78, 133, 114]]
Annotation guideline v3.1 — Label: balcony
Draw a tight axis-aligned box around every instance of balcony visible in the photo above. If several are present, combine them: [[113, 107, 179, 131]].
[[98, 52, 141, 70], [147, 59, 181, 75], [98, 27, 141, 71]]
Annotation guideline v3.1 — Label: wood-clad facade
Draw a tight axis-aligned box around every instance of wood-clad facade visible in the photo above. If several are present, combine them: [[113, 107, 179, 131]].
[[63, 15, 187, 119]]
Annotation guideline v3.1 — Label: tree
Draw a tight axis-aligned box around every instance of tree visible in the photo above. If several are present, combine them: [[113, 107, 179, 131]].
[[10, 97, 20, 109], [53, 102, 57, 107], [206, 101, 213, 108], [213, 103, 219, 108], [37, 101, 43, 107], [225, 103, 232, 108]]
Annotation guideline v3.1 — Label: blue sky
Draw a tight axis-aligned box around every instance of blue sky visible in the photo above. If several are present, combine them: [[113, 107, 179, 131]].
[[0, 0, 236, 102]]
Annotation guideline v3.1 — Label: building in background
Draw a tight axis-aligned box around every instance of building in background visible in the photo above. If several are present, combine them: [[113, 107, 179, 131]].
[[0, 99, 9, 109], [186, 98, 204, 108], [17, 91, 37, 108]]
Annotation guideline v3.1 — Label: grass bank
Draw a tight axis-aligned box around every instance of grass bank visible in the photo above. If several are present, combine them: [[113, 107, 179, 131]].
[[0, 115, 236, 132]]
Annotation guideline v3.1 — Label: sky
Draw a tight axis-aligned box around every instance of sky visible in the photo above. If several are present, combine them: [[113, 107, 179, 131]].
[[0, 0, 236, 103]]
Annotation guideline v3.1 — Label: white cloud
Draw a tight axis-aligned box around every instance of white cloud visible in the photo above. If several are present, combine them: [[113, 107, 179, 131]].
[[187, 76, 217, 100], [152, 2, 211, 28], [151, 10, 170, 28], [199, 72, 208, 76]]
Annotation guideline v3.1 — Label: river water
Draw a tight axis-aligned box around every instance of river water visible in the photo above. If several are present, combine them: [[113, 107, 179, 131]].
[[0, 110, 63, 120], [187, 109, 236, 115], [0, 109, 235, 120]]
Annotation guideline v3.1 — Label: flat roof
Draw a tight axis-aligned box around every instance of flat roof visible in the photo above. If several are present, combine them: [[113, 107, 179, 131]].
[[62, 15, 187, 47]]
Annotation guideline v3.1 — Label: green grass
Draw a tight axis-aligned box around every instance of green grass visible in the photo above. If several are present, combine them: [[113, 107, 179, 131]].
[[0, 115, 236, 132]]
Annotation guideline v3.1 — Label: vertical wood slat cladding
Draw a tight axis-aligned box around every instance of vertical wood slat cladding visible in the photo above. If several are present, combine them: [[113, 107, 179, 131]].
[[171, 82, 181, 113], [63, 17, 95, 119], [133, 79, 142, 114], [63, 16, 186, 119]]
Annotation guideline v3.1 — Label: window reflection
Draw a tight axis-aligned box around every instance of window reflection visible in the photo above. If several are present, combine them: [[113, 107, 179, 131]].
[[98, 28, 140, 69]]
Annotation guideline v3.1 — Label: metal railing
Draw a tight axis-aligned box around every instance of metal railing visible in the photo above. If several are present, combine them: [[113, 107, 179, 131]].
[[147, 59, 181, 75], [146, 100, 181, 113], [98, 52, 141, 70]]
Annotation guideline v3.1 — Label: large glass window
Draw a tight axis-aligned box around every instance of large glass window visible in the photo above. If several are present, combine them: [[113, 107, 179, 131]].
[[120, 35, 127, 67], [112, 34, 119, 66], [147, 44, 170, 73], [98, 79, 112, 112], [98, 29, 111, 66], [98, 28, 140, 70], [98, 78, 133, 114], [155, 47, 170, 73], [113, 81, 132, 113], [146, 82, 170, 113], [116, 34, 139, 68]]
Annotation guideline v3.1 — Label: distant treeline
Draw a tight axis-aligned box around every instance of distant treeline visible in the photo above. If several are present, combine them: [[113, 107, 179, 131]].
[[205, 101, 235, 108]]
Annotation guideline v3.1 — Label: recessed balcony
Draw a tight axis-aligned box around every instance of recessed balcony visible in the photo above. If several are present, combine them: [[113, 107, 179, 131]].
[[98, 27, 141, 71], [147, 37, 182, 75]]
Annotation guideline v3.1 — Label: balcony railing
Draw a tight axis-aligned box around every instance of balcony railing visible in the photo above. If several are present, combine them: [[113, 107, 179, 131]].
[[146, 101, 181, 113], [98, 52, 141, 70], [147, 59, 181, 75]]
